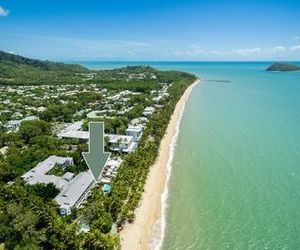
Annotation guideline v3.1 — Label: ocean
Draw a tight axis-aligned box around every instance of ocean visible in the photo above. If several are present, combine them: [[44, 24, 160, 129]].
[[79, 61, 300, 249]]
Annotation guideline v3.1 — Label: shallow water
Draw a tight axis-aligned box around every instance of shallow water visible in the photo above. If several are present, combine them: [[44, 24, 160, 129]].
[[80, 61, 300, 249]]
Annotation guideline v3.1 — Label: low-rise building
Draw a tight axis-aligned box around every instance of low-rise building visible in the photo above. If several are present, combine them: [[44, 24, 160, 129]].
[[5, 116, 39, 131], [21, 155, 95, 216], [107, 134, 137, 153], [55, 171, 95, 216], [143, 106, 155, 116], [126, 126, 143, 142], [21, 156, 74, 190]]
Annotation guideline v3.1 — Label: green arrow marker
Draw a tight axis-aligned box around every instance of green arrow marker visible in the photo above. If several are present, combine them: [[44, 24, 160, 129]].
[[82, 122, 110, 181]]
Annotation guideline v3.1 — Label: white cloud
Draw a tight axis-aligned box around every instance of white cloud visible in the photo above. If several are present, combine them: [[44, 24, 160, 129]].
[[290, 44, 300, 51], [270, 46, 286, 53], [233, 47, 261, 55], [173, 49, 205, 57], [0, 6, 9, 17]]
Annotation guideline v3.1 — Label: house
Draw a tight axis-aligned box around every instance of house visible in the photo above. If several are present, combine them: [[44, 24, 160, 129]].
[[107, 134, 137, 153], [152, 96, 163, 103], [130, 117, 148, 127], [5, 116, 39, 131], [5, 120, 21, 131], [126, 126, 143, 142], [57, 121, 89, 143], [143, 106, 155, 116], [0, 146, 9, 157], [60, 130, 89, 143]]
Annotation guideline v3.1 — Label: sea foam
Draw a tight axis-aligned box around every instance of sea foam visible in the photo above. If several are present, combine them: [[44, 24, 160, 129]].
[[150, 83, 195, 250]]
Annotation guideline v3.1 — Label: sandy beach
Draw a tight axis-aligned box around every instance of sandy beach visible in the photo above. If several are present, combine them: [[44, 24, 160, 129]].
[[120, 79, 200, 250]]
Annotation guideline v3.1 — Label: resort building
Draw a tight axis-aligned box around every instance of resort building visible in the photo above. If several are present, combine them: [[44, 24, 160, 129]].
[[21, 156, 74, 190], [21, 155, 95, 216], [100, 157, 122, 185], [57, 121, 138, 153], [126, 126, 143, 142], [55, 171, 95, 216], [107, 134, 137, 153], [130, 117, 148, 128], [57, 121, 89, 143], [60, 130, 89, 143]]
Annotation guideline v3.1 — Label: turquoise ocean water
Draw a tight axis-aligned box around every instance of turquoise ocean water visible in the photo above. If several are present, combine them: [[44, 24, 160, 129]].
[[79, 61, 300, 249]]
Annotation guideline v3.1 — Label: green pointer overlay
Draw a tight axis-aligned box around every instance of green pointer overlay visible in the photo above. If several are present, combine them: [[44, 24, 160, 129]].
[[82, 122, 110, 181]]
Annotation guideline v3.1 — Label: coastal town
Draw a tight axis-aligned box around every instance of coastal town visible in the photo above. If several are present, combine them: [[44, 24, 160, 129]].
[[0, 70, 173, 214], [0, 51, 197, 249]]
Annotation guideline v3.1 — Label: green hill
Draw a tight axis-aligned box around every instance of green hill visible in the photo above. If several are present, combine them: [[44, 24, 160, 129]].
[[266, 62, 300, 72], [0, 50, 88, 85]]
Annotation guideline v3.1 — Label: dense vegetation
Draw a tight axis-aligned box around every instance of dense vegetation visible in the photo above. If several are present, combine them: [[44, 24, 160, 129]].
[[0, 51, 197, 249], [0, 51, 88, 85]]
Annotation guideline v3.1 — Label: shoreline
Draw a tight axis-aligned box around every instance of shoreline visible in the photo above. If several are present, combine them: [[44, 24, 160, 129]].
[[120, 79, 200, 250]]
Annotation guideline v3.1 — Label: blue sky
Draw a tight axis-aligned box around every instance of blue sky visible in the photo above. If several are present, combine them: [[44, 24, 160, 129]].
[[0, 0, 300, 61]]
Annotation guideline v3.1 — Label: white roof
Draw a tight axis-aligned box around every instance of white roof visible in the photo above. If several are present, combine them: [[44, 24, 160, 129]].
[[21, 156, 73, 189], [55, 171, 94, 209], [107, 134, 133, 144], [144, 107, 155, 112], [22, 156, 72, 177], [22, 116, 39, 121], [57, 121, 83, 137], [62, 172, 75, 181], [27, 174, 68, 190], [126, 126, 143, 133], [60, 130, 89, 140], [106, 158, 123, 168]]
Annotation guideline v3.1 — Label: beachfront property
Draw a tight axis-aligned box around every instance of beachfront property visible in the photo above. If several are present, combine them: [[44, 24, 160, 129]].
[[130, 117, 148, 127], [21, 155, 95, 216], [143, 106, 155, 116], [126, 125, 143, 142], [106, 134, 137, 153], [57, 121, 138, 153], [55, 171, 95, 215], [100, 158, 122, 184]]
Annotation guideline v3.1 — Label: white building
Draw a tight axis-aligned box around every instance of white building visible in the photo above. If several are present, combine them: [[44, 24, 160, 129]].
[[21, 156, 74, 190], [5, 120, 21, 131], [143, 107, 155, 116], [55, 171, 95, 216], [58, 122, 137, 153], [86, 110, 106, 119], [101, 158, 122, 181], [21, 155, 95, 216], [130, 117, 148, 127], [5, 116, 39, 131], [126, 126, 143, 142], [57, 121, 89, 143], [107, 134, 137, 153]]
